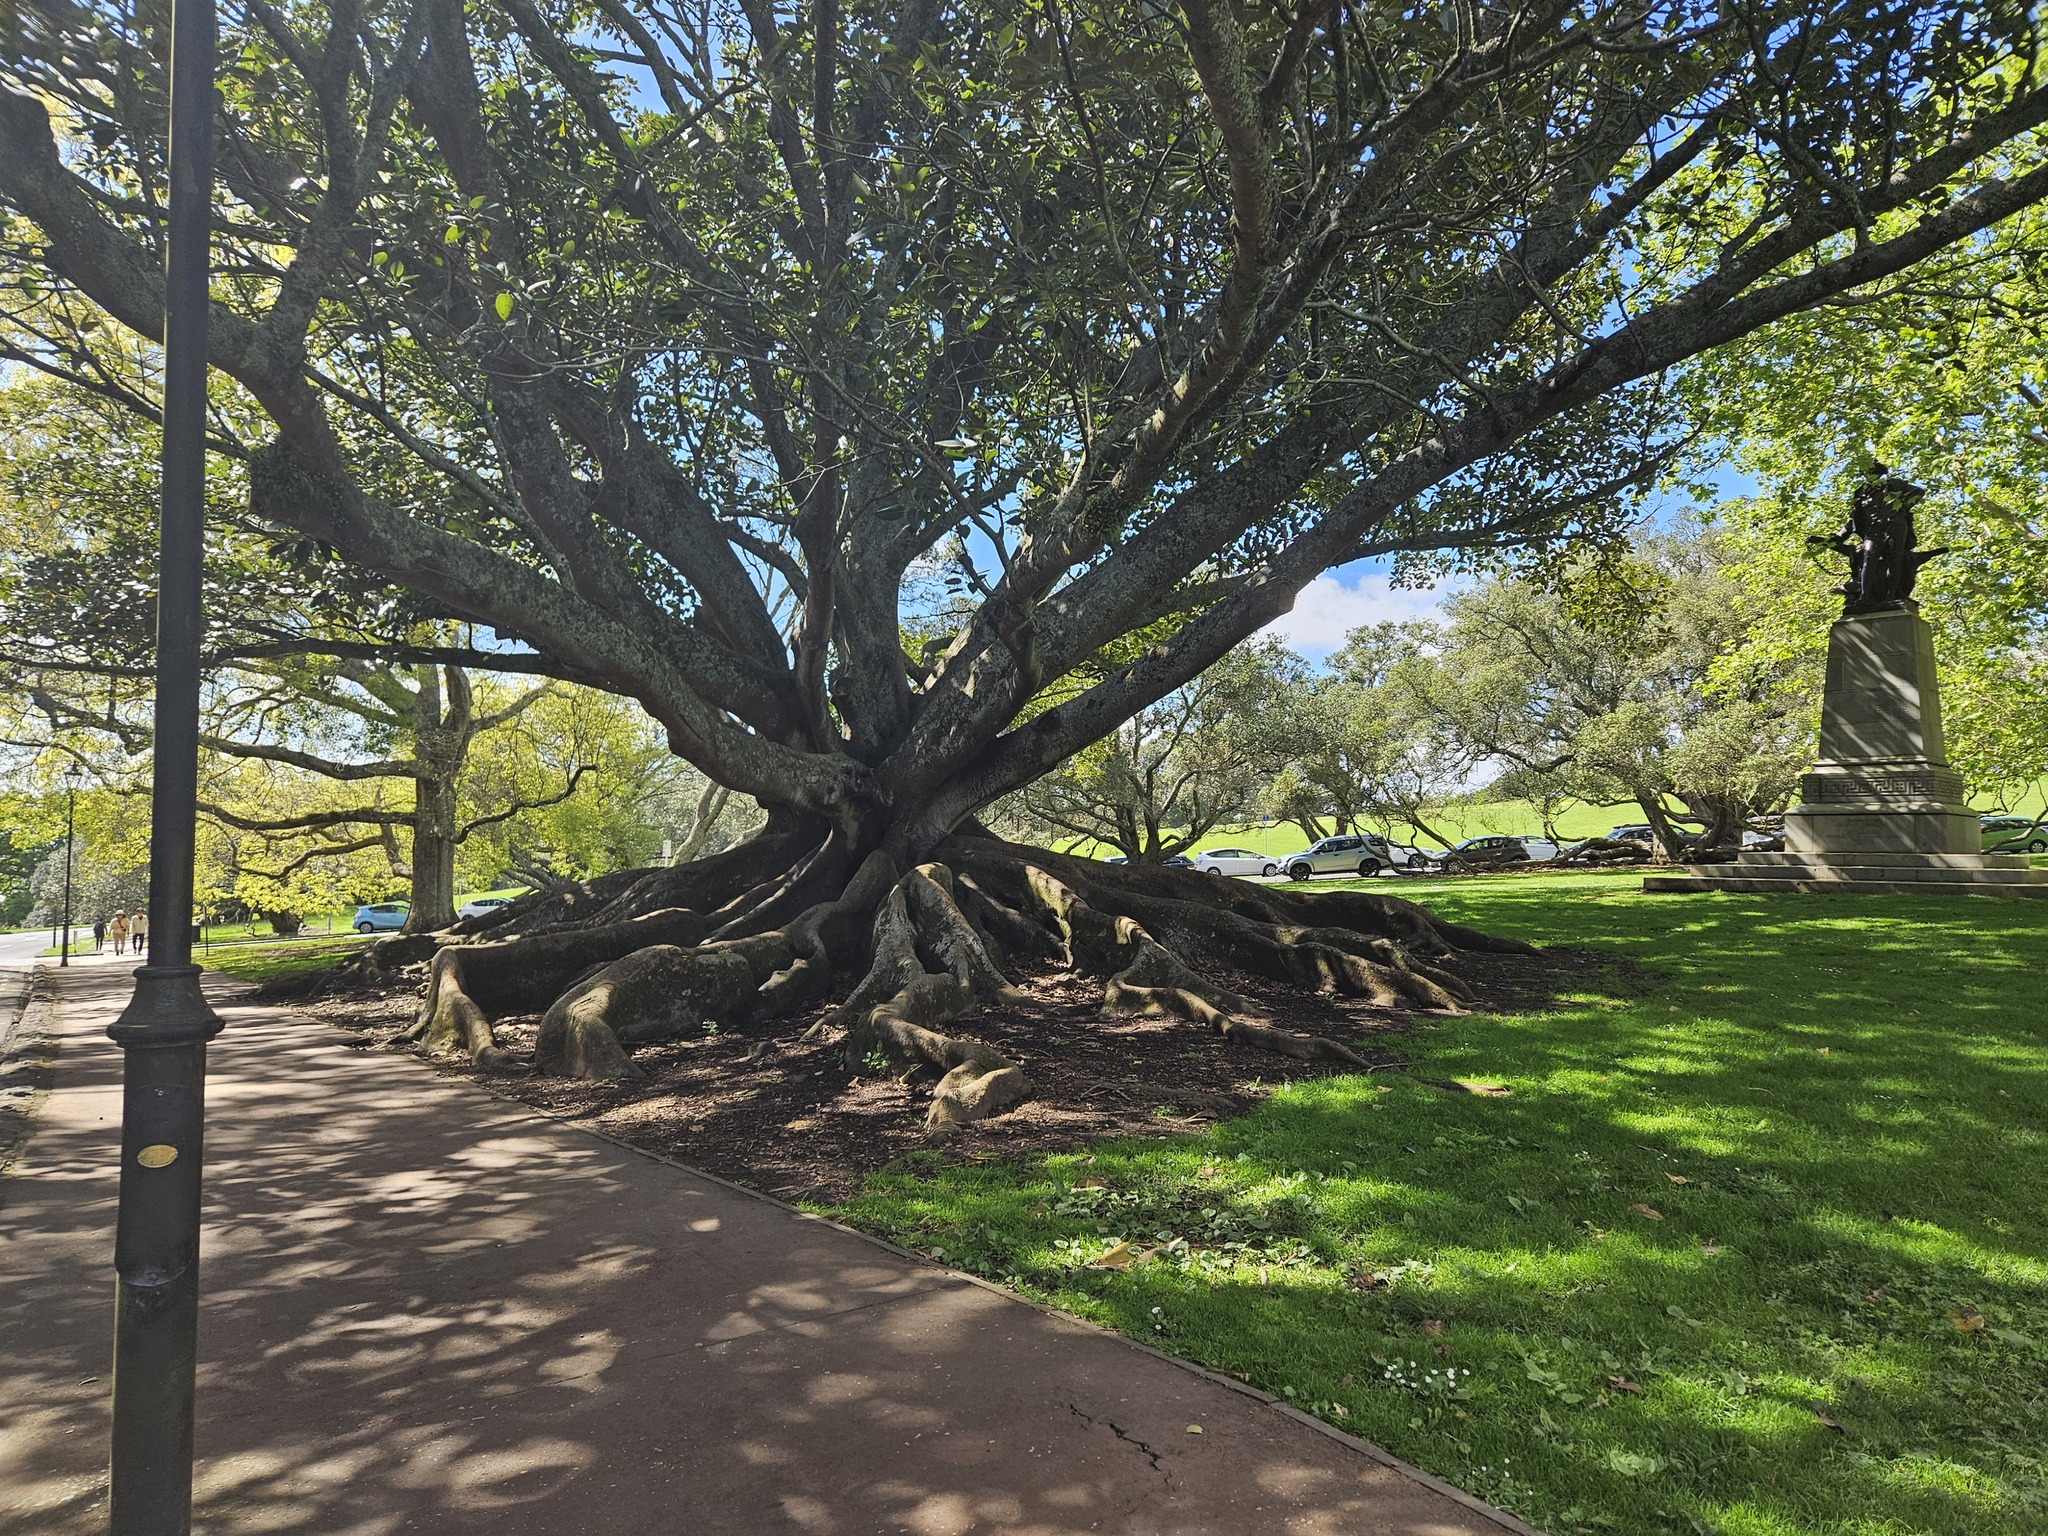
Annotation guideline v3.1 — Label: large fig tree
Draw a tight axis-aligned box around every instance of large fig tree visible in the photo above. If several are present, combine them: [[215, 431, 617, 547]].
[[4, 0, 2045, 1112]]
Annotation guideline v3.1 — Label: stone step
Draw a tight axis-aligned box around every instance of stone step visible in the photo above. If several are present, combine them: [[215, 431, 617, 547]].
[[1682, 861, 2048, 885], [1735, 850, 2035, 870], [1643, 873, 2048, 899]]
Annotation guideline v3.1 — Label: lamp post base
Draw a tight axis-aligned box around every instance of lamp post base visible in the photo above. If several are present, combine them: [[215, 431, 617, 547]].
[[108, 965, 222, 1536]]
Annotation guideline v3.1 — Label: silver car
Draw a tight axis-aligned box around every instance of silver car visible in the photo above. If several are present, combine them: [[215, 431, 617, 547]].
[[1280, 834, 1428, 880]]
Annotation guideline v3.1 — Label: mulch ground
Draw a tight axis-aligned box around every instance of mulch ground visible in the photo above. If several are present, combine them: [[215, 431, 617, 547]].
[[278, 946, 1589, 1204]]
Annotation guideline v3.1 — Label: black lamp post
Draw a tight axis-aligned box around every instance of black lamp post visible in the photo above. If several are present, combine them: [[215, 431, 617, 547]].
[[59, 764, 82, 967], [106, 0, 222, 1530]]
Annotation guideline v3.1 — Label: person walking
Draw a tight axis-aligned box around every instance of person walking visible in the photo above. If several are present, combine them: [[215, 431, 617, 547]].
[[128, 906, 147, 957], [108, 910, 130, 957], [93, 916, 107, 953]]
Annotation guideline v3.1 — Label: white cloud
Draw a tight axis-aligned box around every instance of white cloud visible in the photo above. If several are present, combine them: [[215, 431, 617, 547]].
[[1261, 568, 1458, 657]]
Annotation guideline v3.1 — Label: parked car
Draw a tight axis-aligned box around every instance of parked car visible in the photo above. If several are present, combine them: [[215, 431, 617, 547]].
[[456, 895, 514, 921], [1606, 823, 1657, 845], [1160, 853, 1195, 869], [352, 901, 410, 933], [1430, 835, 1559, 871], [1280, 833, 1428, 880], [1982, 814, 2048, 854], [1193, 847, 1279, 878]]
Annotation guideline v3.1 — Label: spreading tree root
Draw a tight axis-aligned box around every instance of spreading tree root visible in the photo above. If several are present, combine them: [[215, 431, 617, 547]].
[[833, 864, 1031, 1130], [404, 906, 709, 1065], [374, 823, 1532, 1133], [948, 839, 1528, 1065]]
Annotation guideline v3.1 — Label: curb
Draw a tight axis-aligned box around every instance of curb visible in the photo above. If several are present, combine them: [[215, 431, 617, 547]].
[[0, 963, 60, 1189]]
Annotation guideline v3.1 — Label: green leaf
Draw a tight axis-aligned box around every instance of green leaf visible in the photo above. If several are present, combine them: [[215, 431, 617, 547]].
[[494, 293, 514, 321]]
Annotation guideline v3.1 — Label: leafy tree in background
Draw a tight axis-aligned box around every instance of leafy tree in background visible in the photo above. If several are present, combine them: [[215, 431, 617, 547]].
[[455, 682, 762, 893], [997, 640, 1298, 861], [1406, 532, 1818, 856], [4, 1, 2046, 1093], [1264, 624, 1477, 849]]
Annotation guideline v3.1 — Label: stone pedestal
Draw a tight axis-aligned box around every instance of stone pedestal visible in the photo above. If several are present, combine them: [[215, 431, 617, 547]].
[[1781, 604, 1979, 855], [1645, 603, 2048, 899]]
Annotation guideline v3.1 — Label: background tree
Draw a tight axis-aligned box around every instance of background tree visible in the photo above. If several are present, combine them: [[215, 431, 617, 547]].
[[997, 640, 1297, 861], [1263, 624, 1476, 849], [0, 374, 602, 926], [1406, 532, 1818, 856], [454, 682, 761, 893], [4, 1, 2045, 1101]]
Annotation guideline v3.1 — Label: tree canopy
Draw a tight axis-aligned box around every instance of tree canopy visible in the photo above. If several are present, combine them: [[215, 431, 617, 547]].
[[3, 0, 2046, 867]]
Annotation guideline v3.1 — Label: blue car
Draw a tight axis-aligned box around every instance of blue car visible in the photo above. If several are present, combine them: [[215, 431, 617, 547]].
[[352, 901, 411, 933]]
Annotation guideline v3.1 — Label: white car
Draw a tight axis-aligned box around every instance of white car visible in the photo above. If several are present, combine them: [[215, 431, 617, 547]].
[[1280, 833, 1431, 880], [456, 895, 514, 921], [1193, 847, 1279, 878]]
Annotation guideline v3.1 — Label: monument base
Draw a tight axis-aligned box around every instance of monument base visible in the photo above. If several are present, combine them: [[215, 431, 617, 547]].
[[1644, 850, 2048, 899]]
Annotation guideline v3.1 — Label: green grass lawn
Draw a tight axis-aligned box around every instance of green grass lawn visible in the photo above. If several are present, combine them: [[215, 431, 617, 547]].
[[198, 933, 371, 983], [827, 870, 2048, 1536]]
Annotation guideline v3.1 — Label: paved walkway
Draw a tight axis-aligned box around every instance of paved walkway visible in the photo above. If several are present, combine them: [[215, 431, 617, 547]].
[[2, 954, 1534, 1536]]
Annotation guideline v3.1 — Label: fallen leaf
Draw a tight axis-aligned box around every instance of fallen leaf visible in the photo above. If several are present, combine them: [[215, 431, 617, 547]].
[[1196, 1166, 1218, 1178], [1093, 1241, 1135, 1270], [1608, 1375, 1644, 1394], [1330, 1402, 1350, 1418], [1185, 1424, 1203, 1434], [1816, 1046, 1831, 1055], [1664, 1172, 1691, 1185], [1814, 1410, 1845, 1433], [1074, 1176, 1109, 1190], [1955, 1306, 1986, 1332], [1341, 1373, 1355, 1388], [1866, 1284, 1890, 1302], [1700, 1242, 1723, 1255], [1630, 1203, 1664, 1220], [1419, 1319, 1446, 1336]]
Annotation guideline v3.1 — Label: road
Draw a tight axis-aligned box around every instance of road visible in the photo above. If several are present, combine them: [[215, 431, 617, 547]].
[[0, 929, 46, 1041]]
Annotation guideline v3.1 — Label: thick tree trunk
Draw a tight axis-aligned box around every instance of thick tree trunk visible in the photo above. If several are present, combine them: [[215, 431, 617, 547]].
[[405, 664, 474, 933], [408, 767, 460, 931]]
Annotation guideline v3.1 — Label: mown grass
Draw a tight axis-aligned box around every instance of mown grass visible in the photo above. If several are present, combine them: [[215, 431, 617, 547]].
[[826, 870, 2048, 1536], [199, 933, 371, 983]]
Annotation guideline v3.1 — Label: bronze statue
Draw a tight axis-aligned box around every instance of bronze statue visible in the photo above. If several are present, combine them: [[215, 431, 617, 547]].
[[1808, 466, 1947, 615]]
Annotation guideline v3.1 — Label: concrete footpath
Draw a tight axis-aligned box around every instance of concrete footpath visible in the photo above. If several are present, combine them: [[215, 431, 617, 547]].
[[2, 954, 1536, 1536]]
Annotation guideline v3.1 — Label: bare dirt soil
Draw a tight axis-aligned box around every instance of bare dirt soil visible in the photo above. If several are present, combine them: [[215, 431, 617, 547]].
[[277, 947, 1586, 1203]]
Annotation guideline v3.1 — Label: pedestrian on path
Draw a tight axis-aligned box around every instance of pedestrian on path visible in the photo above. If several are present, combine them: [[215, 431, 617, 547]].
[[92, 917, 106, 953], [129, 908, 147, 957], [107, 910, 129, 956]]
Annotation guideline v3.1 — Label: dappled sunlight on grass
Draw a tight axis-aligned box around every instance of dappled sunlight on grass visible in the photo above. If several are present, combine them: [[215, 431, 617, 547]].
[[829, 871, 2048, 1535]]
